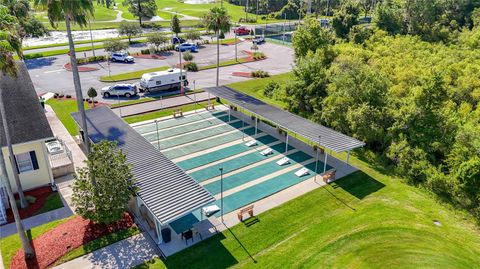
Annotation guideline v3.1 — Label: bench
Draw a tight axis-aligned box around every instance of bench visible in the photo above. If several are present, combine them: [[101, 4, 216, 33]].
[[322, 169, 336, 183], [173, 109, 183, 118], [207, 103, 215, 110], [237, 205, 254, 221]]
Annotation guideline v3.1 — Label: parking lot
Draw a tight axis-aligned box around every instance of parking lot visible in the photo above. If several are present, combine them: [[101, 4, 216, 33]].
[[27, 39, 294, 104]]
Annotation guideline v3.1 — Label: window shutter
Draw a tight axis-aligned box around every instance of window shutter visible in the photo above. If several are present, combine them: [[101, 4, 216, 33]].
[[29, 151, 39, 170]]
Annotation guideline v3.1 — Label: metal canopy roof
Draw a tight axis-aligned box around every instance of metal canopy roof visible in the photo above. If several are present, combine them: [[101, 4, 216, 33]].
[[72, 107, 215, 225], [205, 86, 365, 153]]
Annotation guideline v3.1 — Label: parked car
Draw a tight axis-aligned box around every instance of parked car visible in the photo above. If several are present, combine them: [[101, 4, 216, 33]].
[[234, 26, 251, 35], [252, 36, 265, 44], [172, 36, 186, 44], [111, 52, 134, 63], [101, 84, 137, 98], [175, 43, 198, 52]]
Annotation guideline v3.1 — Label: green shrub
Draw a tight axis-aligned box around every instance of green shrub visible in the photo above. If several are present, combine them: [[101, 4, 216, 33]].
[[140, 49, 150, 55], [24, 53, 43, 60], [251, 70, 270, 78], [253, 52, 266, 60], [184, 62, 198, 72], [263, 81, 280, 98], [183, 51, 194, 61]]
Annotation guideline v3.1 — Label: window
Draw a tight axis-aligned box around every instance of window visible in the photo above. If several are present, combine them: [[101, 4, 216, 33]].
[[15, 152, 33, 173]]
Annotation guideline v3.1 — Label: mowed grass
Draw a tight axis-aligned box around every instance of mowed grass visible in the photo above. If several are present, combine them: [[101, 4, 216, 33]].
[[136, 168, 480, 269], [227, 72, 293, 108], [46, 99, 89, 136], [99, 66, 170, 82], [0, 218, 71, 268], [36, 192, 64, 215]]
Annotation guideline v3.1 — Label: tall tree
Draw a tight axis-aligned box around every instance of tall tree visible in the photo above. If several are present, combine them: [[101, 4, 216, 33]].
[[123, 0, 157, 25], [72, 140, 137, 224], [291, 16, 333, 58], [2, 0, 49, 43], [35, 0, 94, 153], [203, 7, 231, 88], [147, 32, 168, 51], [171, 15, 183, 92], [118, 21, 142, 43], [0, 16, 35, 256], [332, 0, 360, 39]]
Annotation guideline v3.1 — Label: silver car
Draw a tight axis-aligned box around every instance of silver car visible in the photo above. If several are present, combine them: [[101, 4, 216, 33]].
[[101, 84, 137, 98]]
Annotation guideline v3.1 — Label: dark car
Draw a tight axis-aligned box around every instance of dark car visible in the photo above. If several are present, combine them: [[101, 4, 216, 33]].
[[252, 36, 265, 44], [172, 36, 186, 44], [234, 26, 251, 35]]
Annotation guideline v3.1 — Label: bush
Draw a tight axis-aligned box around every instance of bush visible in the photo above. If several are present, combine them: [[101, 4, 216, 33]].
[[58, 94, 65, 98], [253, 52, 266, 60], [77, 55, 106, 64], [184, 62, 198, 72], [251, 70, 270, 78], [24, 53, 43, 60], [183, 51, 194, 61], [263, 81, 280, 98], [238, 17, 257, 23], [66, 95, 72, 98]]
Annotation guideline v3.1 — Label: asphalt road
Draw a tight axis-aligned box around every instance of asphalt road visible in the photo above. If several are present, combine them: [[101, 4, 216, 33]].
[[27, 40, 294, 104]]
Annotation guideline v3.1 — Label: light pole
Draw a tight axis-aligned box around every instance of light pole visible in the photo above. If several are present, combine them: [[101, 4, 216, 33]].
[[155, 120, 160, 150], [235, 31, 238, 62], [89, 21, 95, 57], [219, 167, 224, 223]]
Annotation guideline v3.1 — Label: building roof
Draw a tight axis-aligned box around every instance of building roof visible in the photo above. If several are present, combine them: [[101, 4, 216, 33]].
[[72, 106, 215, 225], [0, 63, 54, 147], [204, 86, 365, 153]]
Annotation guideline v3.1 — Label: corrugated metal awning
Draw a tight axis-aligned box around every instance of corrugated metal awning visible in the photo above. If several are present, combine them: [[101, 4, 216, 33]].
[[204, 86, 365, 153], [72, 107, 215, 225]]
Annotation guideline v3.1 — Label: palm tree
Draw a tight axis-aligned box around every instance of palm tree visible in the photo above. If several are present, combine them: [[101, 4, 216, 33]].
[[203, 7, 231, 88], [0, 15, 35, 259], [35, 0, 94, 153]]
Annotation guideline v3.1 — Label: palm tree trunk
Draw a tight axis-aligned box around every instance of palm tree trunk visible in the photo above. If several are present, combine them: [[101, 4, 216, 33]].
[[216, 30, 220, 88], [0, 122, 35, 259], [0, 90, 27, 208], [65, 15, 90, 153]]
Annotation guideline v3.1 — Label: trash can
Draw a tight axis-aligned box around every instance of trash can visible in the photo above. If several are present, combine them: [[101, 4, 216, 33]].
[[161, 228, 171, 243]]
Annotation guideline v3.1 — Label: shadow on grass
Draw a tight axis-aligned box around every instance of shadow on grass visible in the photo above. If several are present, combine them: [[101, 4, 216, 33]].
[[163, 232, 239, 269], [331, 171, 385, 200], [243, 216, 260, 227]]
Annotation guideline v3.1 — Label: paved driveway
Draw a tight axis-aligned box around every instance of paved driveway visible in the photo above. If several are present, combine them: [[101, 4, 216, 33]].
[[27, 41, 294, 104]]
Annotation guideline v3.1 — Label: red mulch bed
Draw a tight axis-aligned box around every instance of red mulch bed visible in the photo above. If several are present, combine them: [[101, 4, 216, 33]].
[[63, 63, 99, 72], [5, 187, 55, 224], [232, 72, 252, 78], [134, 54, 166, 60], [10, 213, 135, 269]]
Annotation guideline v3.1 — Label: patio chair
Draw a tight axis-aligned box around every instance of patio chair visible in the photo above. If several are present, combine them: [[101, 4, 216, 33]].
[[182, 229, 194, 245], [260, 148, 273, 156]]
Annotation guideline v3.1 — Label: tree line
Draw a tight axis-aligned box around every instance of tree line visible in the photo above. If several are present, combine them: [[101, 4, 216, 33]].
[[270, 1, 480, 220]]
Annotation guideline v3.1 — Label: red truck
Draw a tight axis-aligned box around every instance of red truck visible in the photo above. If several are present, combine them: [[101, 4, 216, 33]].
[[234, 26, 251, 35]]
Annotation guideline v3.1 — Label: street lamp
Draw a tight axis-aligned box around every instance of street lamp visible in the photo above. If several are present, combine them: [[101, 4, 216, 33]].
[[219, 167, 224, 223]]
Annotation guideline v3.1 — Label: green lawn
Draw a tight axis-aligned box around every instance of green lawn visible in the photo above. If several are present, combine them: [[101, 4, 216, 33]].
[[99, 66, 170, 82], [46, 99, 89, 136], [134, 73, 480, 269], [36, 192, 64, 215], [53, 226, 140, 266], [124, 100, 218, 124], [227, 72, 293, 108], [0, 217, 71, 268]]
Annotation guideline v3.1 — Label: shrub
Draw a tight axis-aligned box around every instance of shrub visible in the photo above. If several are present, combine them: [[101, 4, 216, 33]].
[[66, 95, 72, 98], [58, 94, 65, 98], [140, 49, 150, 55], [253, 52, 266, 60], [238, 17, 257, 23], [251, 70, 270, 78], [24, 53, 43, 60], [183, 51, 194, 61], [184, 62, 198, 72], [149, 45, 156, 54], [263, 81, 280, 98]]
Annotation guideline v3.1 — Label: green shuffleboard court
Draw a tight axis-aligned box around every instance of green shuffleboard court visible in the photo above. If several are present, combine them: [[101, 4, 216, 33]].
[[204, 151, 315, 195], [175, 134, 278, 171], [142, 115, 235, 142], [133, 110, 226, 134], [188, 143, 294, 183], [162, 126, 257, 159]]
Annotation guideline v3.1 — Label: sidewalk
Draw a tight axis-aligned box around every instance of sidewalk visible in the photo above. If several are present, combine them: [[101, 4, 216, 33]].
[[0, 207, 73, 239], [111, 91, 215, 117], [52, 233, 159, 269]]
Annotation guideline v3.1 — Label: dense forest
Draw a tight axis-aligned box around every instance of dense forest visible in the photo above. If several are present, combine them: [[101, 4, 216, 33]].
[[265, 0, 480, 220]]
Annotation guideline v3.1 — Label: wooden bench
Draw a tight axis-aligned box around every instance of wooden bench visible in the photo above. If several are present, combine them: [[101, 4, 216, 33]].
[[207, 103, 215, 110], [173, 109, 183, 118], [237, 205, 254, 221], [322, 169, 336, 183]]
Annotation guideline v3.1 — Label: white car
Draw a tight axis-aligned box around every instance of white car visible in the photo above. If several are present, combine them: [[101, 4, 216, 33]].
[[101, 84, 137, 98], [111, 52, 134, 63]]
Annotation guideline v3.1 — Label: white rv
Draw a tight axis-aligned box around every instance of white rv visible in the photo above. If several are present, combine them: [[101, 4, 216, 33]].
[[139, 68, 188, 92]]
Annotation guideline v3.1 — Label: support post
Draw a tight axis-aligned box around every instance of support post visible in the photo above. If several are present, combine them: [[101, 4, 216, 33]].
[[254, 117, 258, 136], [346, 150, 350, 164], [285, 133, 289, 153], [155, 120, 160, 150], [220, 168, 224, 223], [314, 145, 319, 182], [228, 107, 231, 122], [324, 151, 328, 173]]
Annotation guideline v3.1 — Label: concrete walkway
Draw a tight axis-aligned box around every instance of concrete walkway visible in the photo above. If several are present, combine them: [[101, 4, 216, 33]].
[[111, 91, 215, 117], [53, 233, 159, 269], [0, 207, 73, 239]]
